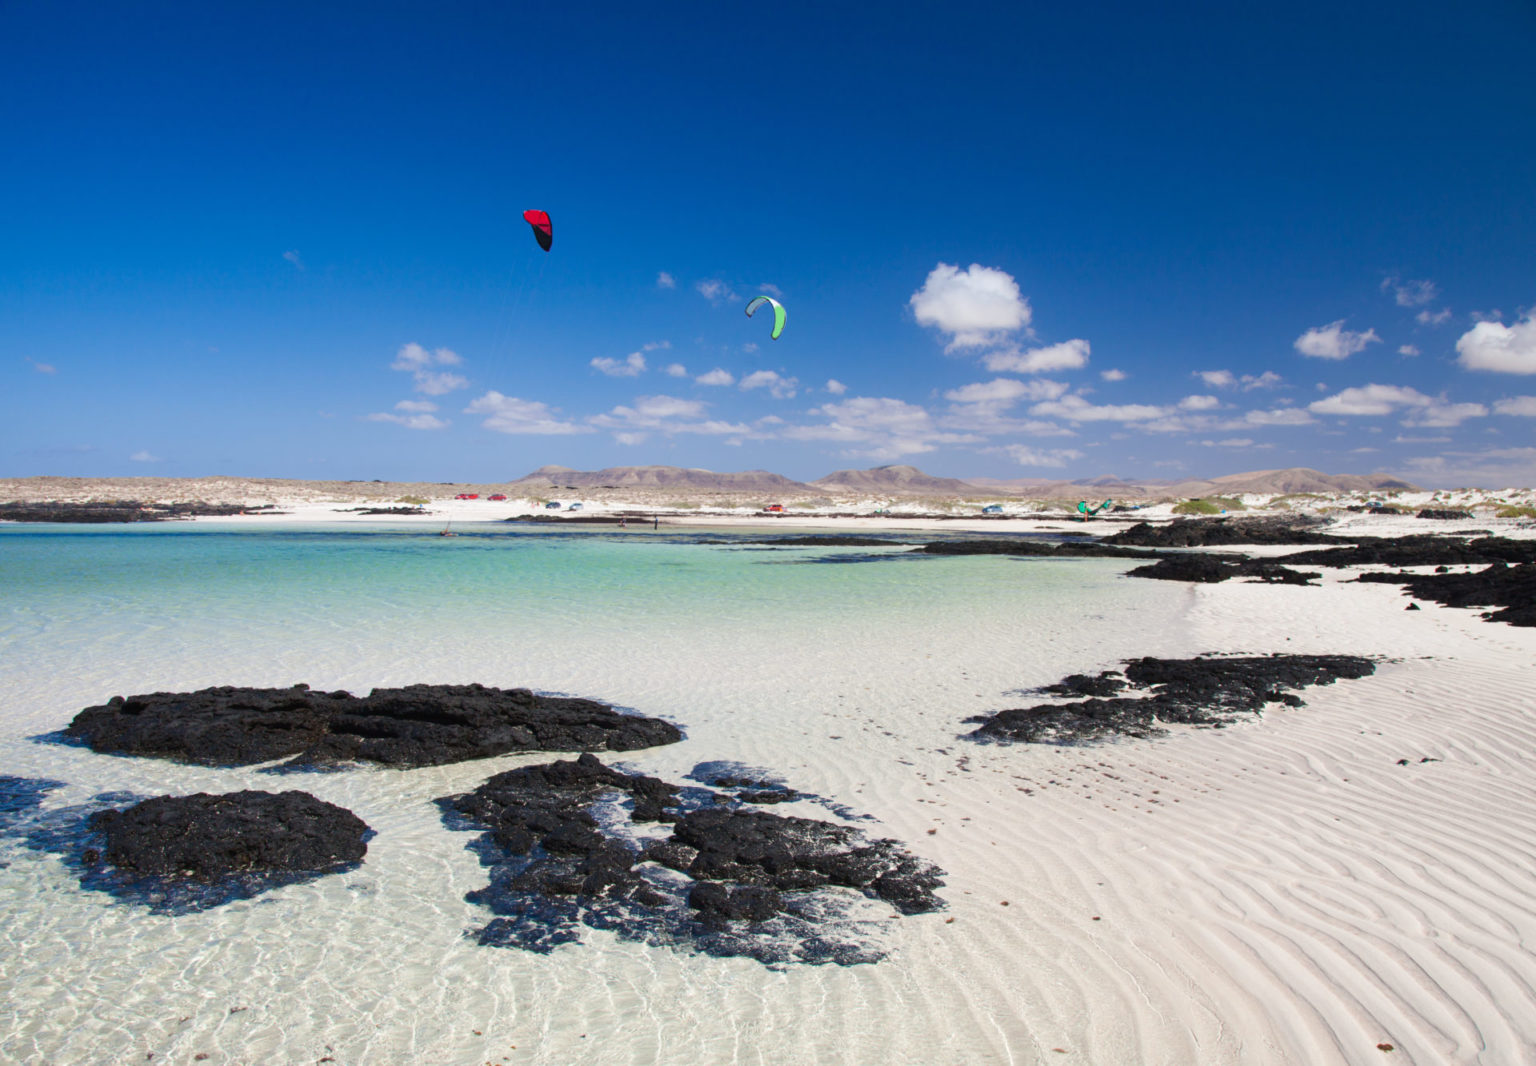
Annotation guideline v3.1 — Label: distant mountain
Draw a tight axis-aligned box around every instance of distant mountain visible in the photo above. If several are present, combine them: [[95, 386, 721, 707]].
[[510, 465, 813, 492], [811, 465, 980, 494], [506, 464, 1418, 498]]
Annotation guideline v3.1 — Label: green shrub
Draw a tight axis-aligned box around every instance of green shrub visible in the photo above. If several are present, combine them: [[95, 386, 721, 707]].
[[395, 495, 428, 505], [1496, 505, 1536, 519]]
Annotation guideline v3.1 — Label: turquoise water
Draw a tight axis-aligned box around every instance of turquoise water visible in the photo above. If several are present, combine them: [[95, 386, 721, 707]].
[[0, 521, 1195, 1065]]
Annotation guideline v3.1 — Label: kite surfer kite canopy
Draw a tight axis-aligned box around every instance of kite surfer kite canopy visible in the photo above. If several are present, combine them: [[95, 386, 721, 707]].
[[744, 295, 786, 340], [523, 210, 552, 252]]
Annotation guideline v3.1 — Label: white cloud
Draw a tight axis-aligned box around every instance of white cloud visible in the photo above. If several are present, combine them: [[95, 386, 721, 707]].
[[910, 263, 1031, 351], [1416, 308, 1452, 326], [283, 250, 305, 271], [1241, 407, 1314, 426], [1198, 438, 1255, 448], [1493, 395, 1536, 416], [1001, 445, 1084, 467], [739, 370, 798, 398], [464, 391, 588, 435], [825, 379, 847, 395], [1178, 394, 1221, 411], [591, 351, 647, 377], [944, 378, 1068, 405], [1456, 310, 1536, 374], [1381, 276, 1437, 307], [129, 450, 160, 462], [643, 340, 671, 352], [695, 279, 736, 304], [394, 400, 438, 413], [1197, 370, 1236, 388], [982, 338, 1090, 374], [663, 363, 688, 377], [1241, 371, 1283, 390], [783, 396, 980, 460], [366, 411, 449, 430], [1100, 368, 1126, 382], [1402, 447, 1536, 488], [696, 368, 735, 386], [656, 271, 676, 290], [1399, 344, 1421, 356], [1294, 321, 1381, 360], [1028, 394, 1168, 422], [26, 357, 56, 374], [391, 342, 467, 395], [1309, 383, 1488, 426], [614, 432, 648, 446]]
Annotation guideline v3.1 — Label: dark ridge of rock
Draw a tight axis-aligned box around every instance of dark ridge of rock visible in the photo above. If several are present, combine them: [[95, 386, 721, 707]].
[[1416, 509, 1474, 520], [967, 654, 1377, 745], [1358, 563, 1536, 627], [353, 506, 429, 515], [1278, 535, 1536, 568], [1345, 505, 1405, 515], [732, 536, 907, 548], [1038, 673, 1129, 698], [440, 753, 944, 966], [65, 683, 683, 769], [0, 501, 268, 523], [1125, 555, 1320, 585], [89, 790, 369, 878], [1105, 515, 1336, 547], [915, 538, 1151, 559]]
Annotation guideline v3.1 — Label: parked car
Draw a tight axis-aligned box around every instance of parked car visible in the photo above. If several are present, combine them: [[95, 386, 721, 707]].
[[764, 504, 785, 513], [568, 502, 583, 511], [488, 494, 507, 501], [545, 501, 562, 509]]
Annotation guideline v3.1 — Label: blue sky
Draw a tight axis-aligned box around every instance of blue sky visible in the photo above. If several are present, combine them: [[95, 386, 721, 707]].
[[4, 1, 1534, 487]]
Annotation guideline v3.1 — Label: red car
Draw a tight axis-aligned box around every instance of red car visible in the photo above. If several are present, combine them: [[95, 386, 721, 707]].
[[454, 493, 480, 500], [488, 494, 507, 501], [764, 504, 785, 513]]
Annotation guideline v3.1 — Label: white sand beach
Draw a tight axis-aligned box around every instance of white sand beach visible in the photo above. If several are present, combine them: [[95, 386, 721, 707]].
[[2, 478, 1534, 1064]]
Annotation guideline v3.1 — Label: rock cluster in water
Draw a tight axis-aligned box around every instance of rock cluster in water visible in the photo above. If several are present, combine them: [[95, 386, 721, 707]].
[[65, 683, 683, 769], [967, 654, 1377, 744], [88, 790, 368, 877], [441, 753, 945, 965]]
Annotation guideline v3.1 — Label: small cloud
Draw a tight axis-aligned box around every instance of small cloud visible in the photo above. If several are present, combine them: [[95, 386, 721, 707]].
[[825, 379, 847, 395], [1178, 394, 1221, 411], [26, 357, 56, 374], [741, 342, 759, 354], [982, 338, 1090, 374], [283, 250, 305, 271], [1002, 445, 1084, 467], [615, 432, 648, 445], [1100, 368, 1126, 382], [663, 363, 689, 377], [1398, 344, 1421, 357], [1197, 370, 1237, 388], [391, 342, 467, 395], [945, 378, 1067, 405], [365, 411, 449, 430], [910, 263, 1031, 352], [1028, 394, 1168, 422], [1456, 310, 1536, 374], [696, 368, 735, 386], [394, 400, 438, 413], [739, 369, 798, 398], [1309, 383, 1487, 426], [1294, 321, 1381, 360], [696, 279, 737, 304], [1380, 276, 1437, 307], [591, 352, 647, 377], [1493, 395, 1536, 416], [643, 340, 671, 352], [465, 391, 590, 435], [1197, 438, 1255, 447], [656, 271, 676, 290], [129, 450, 160, 462], [755, 283, 784, 298], [1242, 371, 1282, 390], [1416, 308, 1452, 326]]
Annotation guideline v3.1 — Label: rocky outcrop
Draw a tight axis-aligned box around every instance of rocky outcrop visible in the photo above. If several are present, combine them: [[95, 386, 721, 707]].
[[1125, 556, 1319, 585], [967, 654, 1377, 744], [441, 753, 944, 965], [1358, 563, 1536, 627], [0, 501, 272, 523], [1106, 516, 1336, 547], [66, 683, 683, 769], [1278, 536, 1536, 568], [88, 790, 368, 877]]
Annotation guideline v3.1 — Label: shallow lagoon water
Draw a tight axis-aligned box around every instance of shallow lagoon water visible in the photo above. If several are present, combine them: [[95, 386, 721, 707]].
[[1, 521, 1194, 1064]]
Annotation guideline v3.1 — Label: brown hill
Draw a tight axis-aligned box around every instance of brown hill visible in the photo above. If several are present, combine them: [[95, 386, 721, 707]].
[[811, 465, 980, 495], [510, 465, 813, 492]]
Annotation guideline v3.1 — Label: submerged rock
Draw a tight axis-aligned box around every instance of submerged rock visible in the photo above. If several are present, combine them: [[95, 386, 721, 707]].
[[1125, 555, 1320, 585], [66, 683, 683, 769], [968, 654, 1377, 744], [90, 790, 368, 878], [441, 753, 944, 966]]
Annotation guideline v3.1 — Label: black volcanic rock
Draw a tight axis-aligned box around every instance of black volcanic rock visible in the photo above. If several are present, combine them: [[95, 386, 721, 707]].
[[915, 538, 1150, 559], [1416, 508, 1474, 520], [1125, 555, 1319, 585], [1106, 516, 1336, 547], [89, 790, 368, 878], [0, 501, 264, 523], [65, 683, 683, 769], [1278, 535, 1536, 569], [441, 753, 944, 965], [968, 654, 1376, 744], [1358, 563, 1536, 627]]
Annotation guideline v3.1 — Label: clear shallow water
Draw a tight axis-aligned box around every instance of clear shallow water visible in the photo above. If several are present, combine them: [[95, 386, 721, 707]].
[[0, 522, 1194, 1064]]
